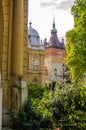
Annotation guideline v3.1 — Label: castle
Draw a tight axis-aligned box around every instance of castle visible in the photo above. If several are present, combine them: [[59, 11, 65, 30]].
[[44, 18, 66, 85]]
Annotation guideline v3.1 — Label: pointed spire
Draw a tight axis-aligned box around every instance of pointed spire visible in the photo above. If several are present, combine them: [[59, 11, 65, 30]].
[[44, 35, 47, 41], [51, 15, 57, 33], [53, 15, 55, 29]]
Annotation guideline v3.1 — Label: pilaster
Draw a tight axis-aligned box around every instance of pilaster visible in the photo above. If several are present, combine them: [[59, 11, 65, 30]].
[[12, 0, 23, 75]]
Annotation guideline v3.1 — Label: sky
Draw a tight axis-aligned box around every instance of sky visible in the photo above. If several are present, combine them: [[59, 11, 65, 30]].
[[29, 0, 75, 41]]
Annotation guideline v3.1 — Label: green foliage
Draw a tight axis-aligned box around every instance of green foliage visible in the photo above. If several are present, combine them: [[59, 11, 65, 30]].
[[12, 84, 54, 130], [31, 91, 55, 129], [66, 0, 86, 82], [12, 99, 42, 130], [51, 83, 86, 129], [28, 82, 48, 99], [12, 82, 86, 130]]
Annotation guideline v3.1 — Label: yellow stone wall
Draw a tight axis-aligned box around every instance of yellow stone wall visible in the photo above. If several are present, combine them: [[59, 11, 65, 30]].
[[0, 1, 3, 68], [23, 0, 28, 79], [0, 0, 28, 128], [27, 48, 45, 86]]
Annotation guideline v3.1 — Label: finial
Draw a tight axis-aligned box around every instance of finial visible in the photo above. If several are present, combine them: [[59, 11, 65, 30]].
[[53, 15, 55, 29], [44, 37, 47, 42], [44, 35, 47, 41], [61, 37, 64, 42], [29, 20, 32, 27]]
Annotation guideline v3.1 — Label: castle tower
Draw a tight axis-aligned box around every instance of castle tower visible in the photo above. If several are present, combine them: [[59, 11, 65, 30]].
[[0, 0, 28, 129], [44, 18, 66, 84], [27, 22, 45, 85]]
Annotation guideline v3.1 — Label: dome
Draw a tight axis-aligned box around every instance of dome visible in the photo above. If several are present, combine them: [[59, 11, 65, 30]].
[[28, 26, 39, 37], [28, 21, 41, 47]]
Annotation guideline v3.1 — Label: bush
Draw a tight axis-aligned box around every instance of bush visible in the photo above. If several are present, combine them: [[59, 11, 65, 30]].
[[51, 83, 86, 130], [12, 99, 42, 130], [28, 82, 48, 99], [12, 82, 86, 130], [12, 83, 53, 130]]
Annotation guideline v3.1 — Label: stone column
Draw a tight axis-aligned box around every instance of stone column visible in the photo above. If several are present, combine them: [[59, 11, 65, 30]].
[[12, 0, 23, 75], [21, 80, 28, 103], [42, 54, 44, 70], [40, 54, 42, 70], [29, 52, 32, 70], [40, 54, 44, 70]]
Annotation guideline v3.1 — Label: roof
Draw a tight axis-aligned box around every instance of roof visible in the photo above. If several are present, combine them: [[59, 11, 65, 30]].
[[44, 19, 65, 49], [28, 26, 39, 37], [28, 21, 41, 47]]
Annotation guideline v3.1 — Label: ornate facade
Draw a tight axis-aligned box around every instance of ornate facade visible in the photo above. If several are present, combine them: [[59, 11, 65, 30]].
[[44, 19, 66, 84], [0, 0, 28, 129], [27, 22, 45, 85]]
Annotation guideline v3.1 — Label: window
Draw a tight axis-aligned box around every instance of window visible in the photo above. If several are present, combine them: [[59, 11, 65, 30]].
[[58, 51, 62, 58], [32, 55, 39, 70]]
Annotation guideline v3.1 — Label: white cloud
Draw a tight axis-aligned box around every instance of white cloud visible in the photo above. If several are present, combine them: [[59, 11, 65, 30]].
[[40, 0, 75, 10]]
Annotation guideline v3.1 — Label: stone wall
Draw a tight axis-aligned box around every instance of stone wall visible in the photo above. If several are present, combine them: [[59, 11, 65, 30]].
[[0, 0, 28, 129], [27, 49, 45, 85]]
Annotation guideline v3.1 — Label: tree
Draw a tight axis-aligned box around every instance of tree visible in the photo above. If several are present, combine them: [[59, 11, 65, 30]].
[[66, 0, 86, 82], [51, 83, 86, 130]]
